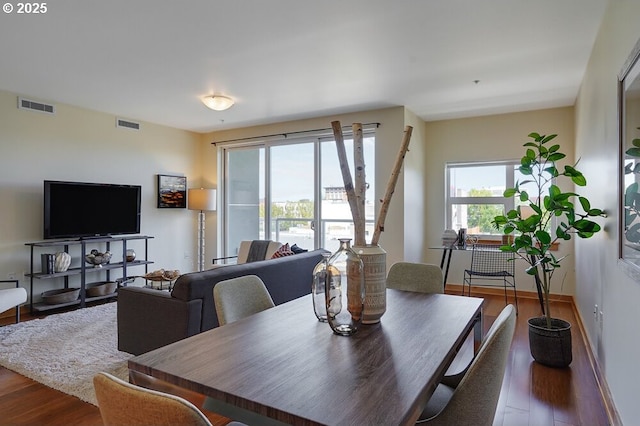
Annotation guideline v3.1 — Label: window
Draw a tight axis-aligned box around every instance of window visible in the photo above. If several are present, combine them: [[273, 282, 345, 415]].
[[446, 160, 553, 236], [446, 161, 518, 235]]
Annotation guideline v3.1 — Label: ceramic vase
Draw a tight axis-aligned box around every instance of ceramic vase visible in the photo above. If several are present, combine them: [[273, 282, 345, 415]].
[[352, 244, 387, 324], [325, 238, 364, 336]]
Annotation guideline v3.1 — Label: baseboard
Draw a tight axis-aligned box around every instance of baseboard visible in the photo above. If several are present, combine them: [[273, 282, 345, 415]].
[[444, 283, 573, 302]]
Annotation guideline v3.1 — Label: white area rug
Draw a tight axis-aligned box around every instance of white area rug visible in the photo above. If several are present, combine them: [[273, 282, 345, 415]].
[[0, 302, 131, 405]]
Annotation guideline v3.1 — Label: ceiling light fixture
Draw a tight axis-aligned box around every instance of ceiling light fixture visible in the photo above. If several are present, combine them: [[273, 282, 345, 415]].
[[202, 95, 234, 111]]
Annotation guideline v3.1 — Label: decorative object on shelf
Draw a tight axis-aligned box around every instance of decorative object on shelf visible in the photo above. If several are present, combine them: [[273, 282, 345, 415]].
[[85, 250, 112, 268], [157, 174, 187, 208], [54, 252, 71, 272], [40, 253, 55, 274], [187, 188, 217, 272], [41, 288, 80, 305], [312, 252, 331, 322], [325, 238, 364, 336], [352, 244, 387, 324], [331, 121, 413, 324], [492, 132, 605, 367], [85, 281, 118, 297], [441, 229, 458, 247], [125, 249, 136, 262]]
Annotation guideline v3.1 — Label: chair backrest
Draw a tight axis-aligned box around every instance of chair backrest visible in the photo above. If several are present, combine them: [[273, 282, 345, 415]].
[[213, 275, 276, 326], [93, 372, 212, 426], [237, 240, 282, 264], [420, 304, 516, 425], [386, 262, 444, 293], [468, 243, 515, 276]]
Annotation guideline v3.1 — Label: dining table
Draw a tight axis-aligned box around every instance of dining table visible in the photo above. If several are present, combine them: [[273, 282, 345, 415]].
[[128, 289, 484, 426]]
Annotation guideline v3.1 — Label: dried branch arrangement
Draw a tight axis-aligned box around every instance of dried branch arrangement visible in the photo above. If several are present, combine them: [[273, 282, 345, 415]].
[[331, 121, 413, 246]]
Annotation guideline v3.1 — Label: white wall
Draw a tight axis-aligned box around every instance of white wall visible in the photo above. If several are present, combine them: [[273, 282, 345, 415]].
[[423, 107, 576, 294], [0, 90, 202, 301], [574, 1, 640, 423]]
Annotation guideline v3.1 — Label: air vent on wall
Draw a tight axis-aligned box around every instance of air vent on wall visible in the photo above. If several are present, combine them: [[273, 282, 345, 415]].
[[116, 118, 141, 131], [18, 97, 55, 115]]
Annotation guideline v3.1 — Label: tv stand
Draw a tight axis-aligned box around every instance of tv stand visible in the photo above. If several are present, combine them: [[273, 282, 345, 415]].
[[25, 235, 154, 314], [79, 235, 114, 240]]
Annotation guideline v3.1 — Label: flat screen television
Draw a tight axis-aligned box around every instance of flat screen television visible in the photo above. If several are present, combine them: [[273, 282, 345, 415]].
[[43, 180, 141, 239]]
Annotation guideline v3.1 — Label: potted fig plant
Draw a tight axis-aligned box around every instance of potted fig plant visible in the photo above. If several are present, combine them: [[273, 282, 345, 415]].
[[492, 132, 605, 368]]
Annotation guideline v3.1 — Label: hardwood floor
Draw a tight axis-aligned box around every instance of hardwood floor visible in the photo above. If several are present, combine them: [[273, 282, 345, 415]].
[[0, 293, 612, 425]]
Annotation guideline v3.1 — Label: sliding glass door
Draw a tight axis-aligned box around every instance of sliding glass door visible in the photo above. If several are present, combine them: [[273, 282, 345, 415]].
[[221, 132, 375, 260]]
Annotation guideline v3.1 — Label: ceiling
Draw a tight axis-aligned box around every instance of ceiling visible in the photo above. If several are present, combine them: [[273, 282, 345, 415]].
[[0, 1, 608, 133]]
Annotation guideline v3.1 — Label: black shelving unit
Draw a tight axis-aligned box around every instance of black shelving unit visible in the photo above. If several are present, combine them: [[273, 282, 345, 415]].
[[25, 235, 154, 313]]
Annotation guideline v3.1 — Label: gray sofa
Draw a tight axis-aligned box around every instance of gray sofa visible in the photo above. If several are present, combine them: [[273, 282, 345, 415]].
[[117, 249, 326, 355]]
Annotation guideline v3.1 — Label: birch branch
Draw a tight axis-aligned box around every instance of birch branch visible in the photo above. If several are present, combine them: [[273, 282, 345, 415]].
[[371, 125, 413, 246], [353, 122, 366, 246], [331, 121, 362, 241]]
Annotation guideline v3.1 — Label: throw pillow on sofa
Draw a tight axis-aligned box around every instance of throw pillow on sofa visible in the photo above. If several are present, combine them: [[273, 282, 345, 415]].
[[271, 243, 295, 258]]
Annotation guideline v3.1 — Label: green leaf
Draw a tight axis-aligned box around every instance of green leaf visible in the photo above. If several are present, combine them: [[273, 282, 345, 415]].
[[503, 188, 517, 197], [548, 144, 560, 153], [535, 230, 552, 244], [526, 148, 536, 160], [541, 134, 558, 144], [633, 138, 640, 147], [520, 191, 529, 202], [626, 147, 640, 157], [548, 152, 566, 162], [528, 132, 541, 140], [577, 197, 590, 212]]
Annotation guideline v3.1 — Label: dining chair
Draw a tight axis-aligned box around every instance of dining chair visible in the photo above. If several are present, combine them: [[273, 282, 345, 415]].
[[0, 280, 27, 324], [213, 275, 275, 326], [462, 243, 518, 314], [93, 372, 214, 426], [386, 262, 444, 293], [416, 304, 516, 425]]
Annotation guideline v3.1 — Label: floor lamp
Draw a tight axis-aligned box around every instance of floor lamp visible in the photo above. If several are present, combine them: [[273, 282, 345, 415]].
[[187, 188, 217, 272]]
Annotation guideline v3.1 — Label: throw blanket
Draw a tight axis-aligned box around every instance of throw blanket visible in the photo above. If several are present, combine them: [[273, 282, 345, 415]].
[[246, 240, 271, 262]]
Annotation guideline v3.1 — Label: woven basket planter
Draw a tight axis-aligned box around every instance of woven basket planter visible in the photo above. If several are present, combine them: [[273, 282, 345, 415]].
[[528, 316, 572, 368]]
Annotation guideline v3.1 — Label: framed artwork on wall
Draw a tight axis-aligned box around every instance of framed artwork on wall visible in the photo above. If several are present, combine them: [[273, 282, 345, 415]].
[[157, 174, 187, 208]]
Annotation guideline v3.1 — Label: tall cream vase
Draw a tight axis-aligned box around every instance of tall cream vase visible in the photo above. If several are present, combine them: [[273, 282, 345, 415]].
[[353, 244, 387, 324]]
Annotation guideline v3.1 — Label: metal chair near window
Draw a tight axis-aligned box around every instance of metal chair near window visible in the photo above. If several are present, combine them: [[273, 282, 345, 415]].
[[463, 243, 518, 314]]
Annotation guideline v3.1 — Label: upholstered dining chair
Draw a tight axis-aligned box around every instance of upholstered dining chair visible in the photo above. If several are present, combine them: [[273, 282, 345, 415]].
[[213, 275, 275, 326], [93, 372, 213, 426], [386, 262, 444, 294], [0, 280, 27, 324], [416, 304, 516, 425]]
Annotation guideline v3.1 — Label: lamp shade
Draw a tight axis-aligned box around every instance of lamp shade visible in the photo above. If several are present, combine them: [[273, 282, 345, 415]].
[[202, 95, 234, 111], [188, 188, 217, 211]]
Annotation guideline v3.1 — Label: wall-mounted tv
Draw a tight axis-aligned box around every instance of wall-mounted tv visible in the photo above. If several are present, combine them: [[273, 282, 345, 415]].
[[43, 180, 141, 239]]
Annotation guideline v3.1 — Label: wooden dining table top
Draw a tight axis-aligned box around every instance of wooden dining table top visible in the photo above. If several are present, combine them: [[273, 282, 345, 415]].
[[128, 289, 483, 426]]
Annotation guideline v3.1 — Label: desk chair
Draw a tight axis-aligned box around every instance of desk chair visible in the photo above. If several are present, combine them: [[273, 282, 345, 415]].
[[386, 262, 444, 293], [463, 243, 518, 314], [213, 275, 275, 326], [0, 280, 27, 324], [417, 304, 516, 425]]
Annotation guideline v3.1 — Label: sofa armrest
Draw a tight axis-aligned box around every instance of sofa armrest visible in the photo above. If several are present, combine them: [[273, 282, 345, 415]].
[[117, 287, 202, 355]]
